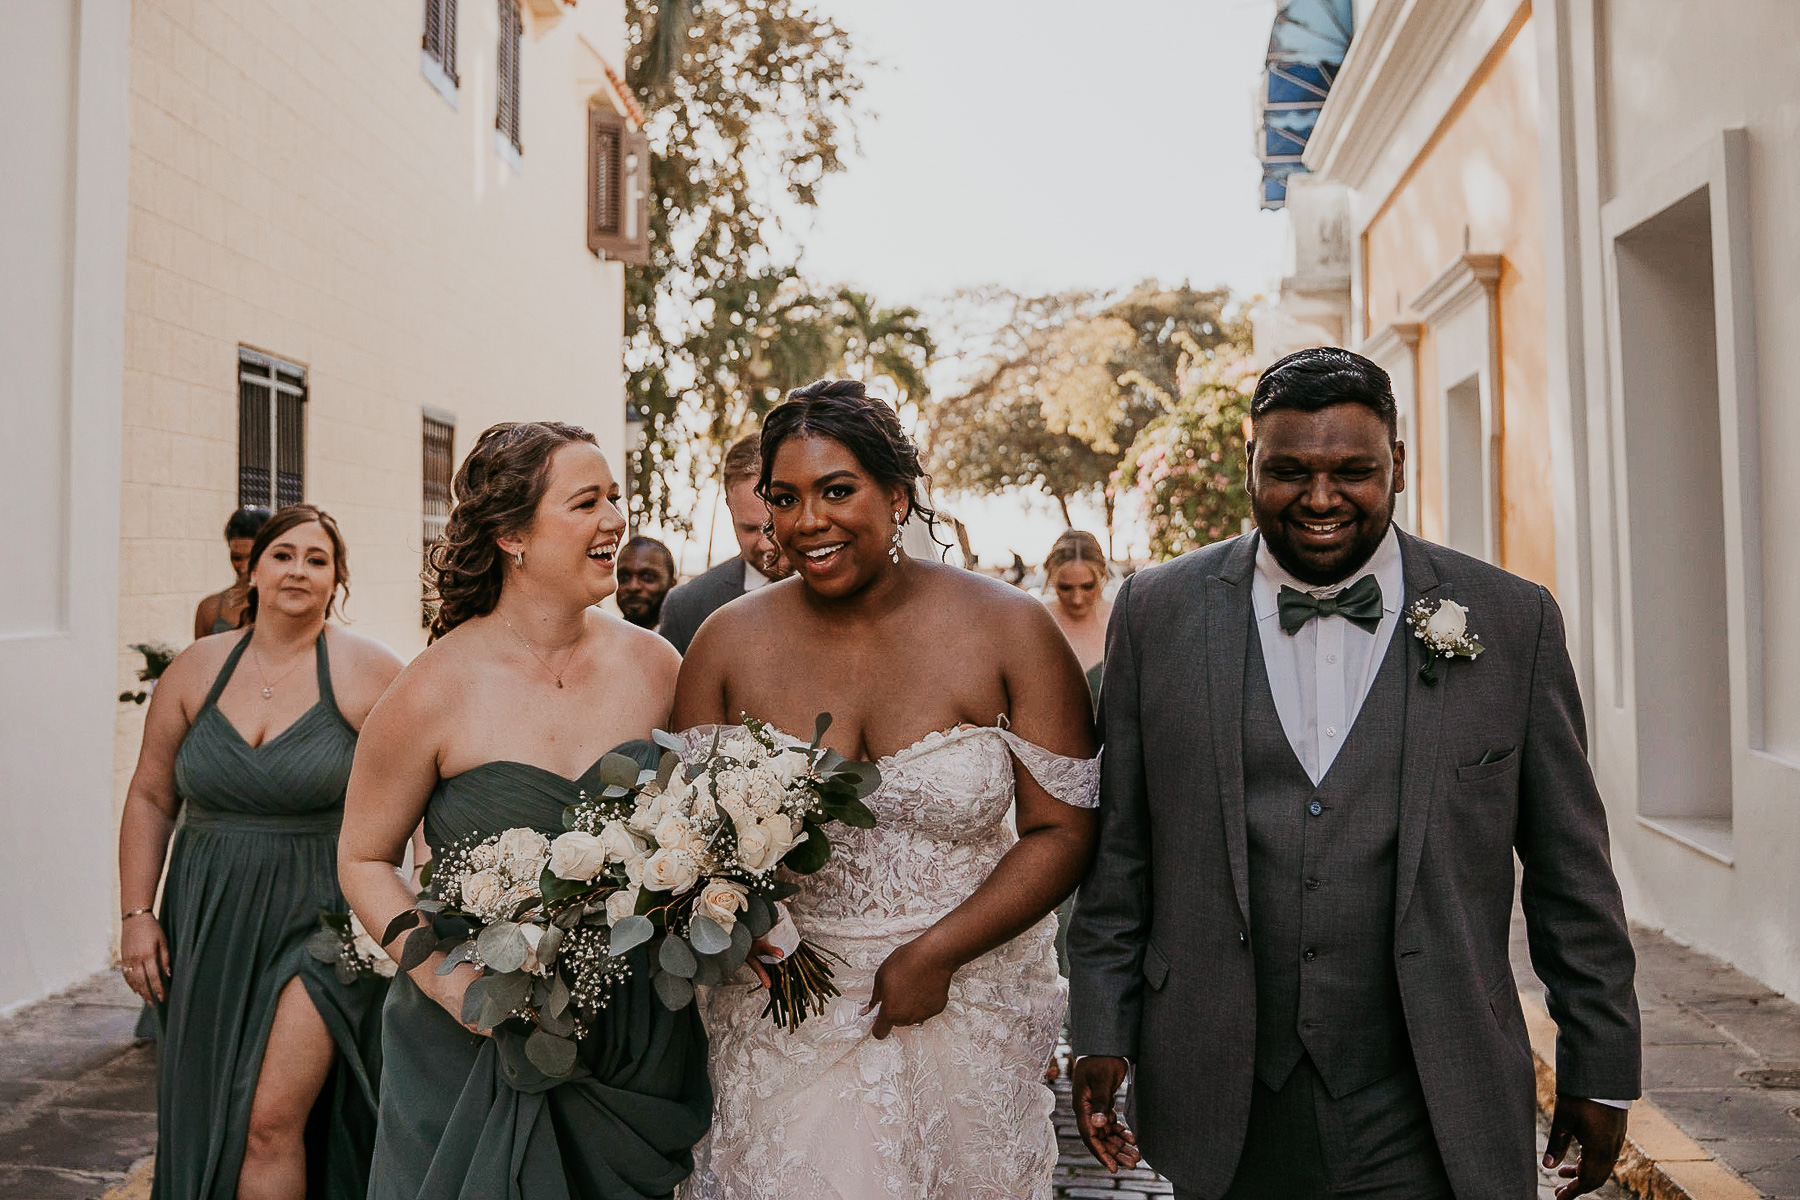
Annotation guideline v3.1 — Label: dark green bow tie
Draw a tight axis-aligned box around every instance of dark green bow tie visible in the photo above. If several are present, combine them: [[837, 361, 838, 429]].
[[1277, 574, 1384, 635]]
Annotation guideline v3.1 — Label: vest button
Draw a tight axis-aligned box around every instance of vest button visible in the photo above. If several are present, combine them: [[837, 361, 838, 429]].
[[1309, 801, 1323, 816], [1305, 877, 1321, 890], [1302, 948, 1317, 962]]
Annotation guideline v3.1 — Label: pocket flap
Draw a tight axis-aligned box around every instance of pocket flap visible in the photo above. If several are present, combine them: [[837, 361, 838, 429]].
[[1142, 941, 1171, 991], [1456, 747, 1520, 784]]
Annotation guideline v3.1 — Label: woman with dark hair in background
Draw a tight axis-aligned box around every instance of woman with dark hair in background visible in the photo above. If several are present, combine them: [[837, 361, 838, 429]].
[[674, 380, 1099, 1200], [339, 422, 711, 1198], [118, 503, 404, 1200], [192, 505, 273, 639], [1042, 529, 1112, 706]]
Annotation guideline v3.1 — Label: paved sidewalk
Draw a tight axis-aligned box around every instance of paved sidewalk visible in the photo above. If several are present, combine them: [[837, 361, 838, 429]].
[[0, 972, 155, 1199], [1513, 916, 1800, 1199]]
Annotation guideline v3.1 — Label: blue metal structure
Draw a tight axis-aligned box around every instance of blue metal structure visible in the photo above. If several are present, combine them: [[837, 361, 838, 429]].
[[1257, 0, 1354, 209]]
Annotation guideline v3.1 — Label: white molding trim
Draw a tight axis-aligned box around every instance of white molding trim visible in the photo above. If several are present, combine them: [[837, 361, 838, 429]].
[[1412, 254, 1503, 563], [1360, 320, 1423, 532], [1409, 252, 1502, 322], [1305, 0, 1524, 225]]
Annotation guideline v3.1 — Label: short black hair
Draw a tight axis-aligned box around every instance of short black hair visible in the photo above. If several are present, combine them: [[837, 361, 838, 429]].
[[225, 505, 273, 542], [1250, 347, 1397, 439], [622, 535, 676, 578]]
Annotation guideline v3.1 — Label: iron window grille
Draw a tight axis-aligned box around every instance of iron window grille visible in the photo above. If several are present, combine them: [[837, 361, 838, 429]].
[[238, 348, 306, 509], [422, 409, 456, 626], [496, 0, 523, 153], [424, 0, 459, 85]]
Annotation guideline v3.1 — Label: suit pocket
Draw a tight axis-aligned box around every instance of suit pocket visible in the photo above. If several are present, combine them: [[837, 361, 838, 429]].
[[1142, 940, 1171, 992], [1456, 746, 1520, 785]]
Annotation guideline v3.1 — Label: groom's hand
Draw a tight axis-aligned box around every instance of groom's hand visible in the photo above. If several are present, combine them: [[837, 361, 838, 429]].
[[1544, 1095, 1628, 1199], [1071, 1055, 1140, 1173]]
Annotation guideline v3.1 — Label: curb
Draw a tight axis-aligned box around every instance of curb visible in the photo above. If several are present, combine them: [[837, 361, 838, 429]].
[[1519, 992, 1764, 1200], [97, 1157, 153, 1200]]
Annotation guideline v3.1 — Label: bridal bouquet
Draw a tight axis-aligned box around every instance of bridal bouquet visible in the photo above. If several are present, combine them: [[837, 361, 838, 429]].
[[379, 714, 879, 1078]]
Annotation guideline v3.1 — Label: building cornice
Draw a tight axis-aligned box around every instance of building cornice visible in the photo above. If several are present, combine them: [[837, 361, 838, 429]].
[[1361, 319, 1422, 358], [1410, 253, 1502, 323]]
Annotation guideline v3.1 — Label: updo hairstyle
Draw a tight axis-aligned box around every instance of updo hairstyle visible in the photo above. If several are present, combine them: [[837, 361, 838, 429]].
[[243, 503, 350, 625], [426, 421, 598, 641], [757, 379, 944, 545], [1043, 529, 1108, 588]]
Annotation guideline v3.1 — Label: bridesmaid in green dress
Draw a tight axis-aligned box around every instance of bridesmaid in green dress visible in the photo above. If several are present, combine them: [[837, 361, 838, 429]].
[[340, 422, 711, 1199], [192, 504, 272, 639], [118, 504, 405, 1199]]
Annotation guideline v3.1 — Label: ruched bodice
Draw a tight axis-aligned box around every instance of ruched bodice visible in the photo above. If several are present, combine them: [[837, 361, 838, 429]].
[[370, 741, 712, 1200], [174, 631, 355, 826]]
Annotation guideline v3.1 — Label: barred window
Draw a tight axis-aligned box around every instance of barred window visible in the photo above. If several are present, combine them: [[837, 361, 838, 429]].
[[422, 409, 456, 626], [496, 0, 523, 153], [424, 0, 459, 85], [238, 349, 306, 509]]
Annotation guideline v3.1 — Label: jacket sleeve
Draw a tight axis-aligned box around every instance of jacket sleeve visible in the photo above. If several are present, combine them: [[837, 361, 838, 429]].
[[1516, 585, 1642, 1099], [1066, 573, 1154, 1060], [658, 582, 701, 655]]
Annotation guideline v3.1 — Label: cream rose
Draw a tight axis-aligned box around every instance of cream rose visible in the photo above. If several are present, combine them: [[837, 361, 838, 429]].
[[461, 868, 505, 918], [627, 791, 669, 837], [1424, 599, 1469, 641], [548, 831, 607, 881], [466, 842, 500, 870], [718, 729, 766, 764], [494, 827, 550, 865], [654, 812, 697, 851], [624, 853, 647, 887], [695, 879, 750, 932], [606, 885, 641, 924], [597, 820, 645, 864], [349, 913, 398, 978], [768, 748, 811, 788], [686, 773, 717, 821], [641, 848, 701, 894], [518, 922, 547, 974]]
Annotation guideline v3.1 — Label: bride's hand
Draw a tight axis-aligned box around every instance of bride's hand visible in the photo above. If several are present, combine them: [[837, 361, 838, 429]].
[[865, 937, 956, 1039], [418, 958, 490, 1037]]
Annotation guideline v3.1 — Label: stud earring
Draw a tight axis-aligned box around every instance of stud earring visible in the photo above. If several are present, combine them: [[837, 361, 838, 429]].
[[513, 549, 524, 569], [889, 516, 904, 564]]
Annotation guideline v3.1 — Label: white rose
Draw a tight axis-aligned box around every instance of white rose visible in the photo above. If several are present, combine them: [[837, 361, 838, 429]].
[[462, 868, 505, 918], [349, 913, 398, 978], [765, 814, 806, 860], [494, 827, 550, 865], [654, 812, 696, 851], [466, 842, 500, 870], [641, 848, 701, 894], [1424, 599, 1469, 642], [734, 818, 782, 872], [624, 852, 647, 887], [695, 879, 750, 932], [719, 729, 766, 764], [597, 820, 645, 864], [745, 771, 785, 819], [606, 885, 641, 924], [518, 921, 547, 974], [768, 748, 811, 788], [548, 831, 608, 882], [686, 773, 717, 821], [627, 791, 668, 837]]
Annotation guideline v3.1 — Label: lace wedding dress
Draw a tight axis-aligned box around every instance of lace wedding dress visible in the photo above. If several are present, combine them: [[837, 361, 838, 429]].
[[682, 724, 1100, 1200]]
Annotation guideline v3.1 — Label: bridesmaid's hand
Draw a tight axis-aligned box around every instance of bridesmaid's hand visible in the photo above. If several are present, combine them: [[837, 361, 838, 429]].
[[419, 959, 491, 1037], [865, 937, 956, 1039], [119, 914, 170, 1004]]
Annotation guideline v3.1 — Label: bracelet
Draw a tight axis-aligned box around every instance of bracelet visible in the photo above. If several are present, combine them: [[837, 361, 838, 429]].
[[121, 907, 154, 921]]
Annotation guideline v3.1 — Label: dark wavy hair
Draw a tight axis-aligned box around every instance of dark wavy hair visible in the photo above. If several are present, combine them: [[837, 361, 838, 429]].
[[243, 503, 349, 625], [426, 421, 598, 641], [757, 379, 945, 547]]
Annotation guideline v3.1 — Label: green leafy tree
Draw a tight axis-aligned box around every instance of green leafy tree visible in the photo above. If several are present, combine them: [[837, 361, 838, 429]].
[[623, 0, 867, 530]]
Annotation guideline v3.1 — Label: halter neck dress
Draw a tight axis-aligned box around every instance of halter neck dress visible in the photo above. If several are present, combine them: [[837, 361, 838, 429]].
[[369, 742, 712, 1200], [151, 631, 387, 1200]]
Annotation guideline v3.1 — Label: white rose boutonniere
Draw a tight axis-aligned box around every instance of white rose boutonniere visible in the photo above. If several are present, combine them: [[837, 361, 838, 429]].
[[1405, 597, 1484, 684]]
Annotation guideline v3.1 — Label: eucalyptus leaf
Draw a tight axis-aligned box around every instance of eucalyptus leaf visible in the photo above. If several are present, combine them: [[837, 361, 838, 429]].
[[418, 859, 435, 888], [598, 752, 641, 789], [416, 898, 445, 914], [691, 954, 727, 987], [811, 712, 833, 748], [306, 929, 345, 964], [530, 977, 552, 1008], [816, 747, 846, 776], [538, 1002, 576, 1037], [601, 785, 632, 800], [651, 727, 687, 755], [544, 970, 571, 1017], [436, 939, 475, 974], [822, 793, 878, 830], [480, 971, 533, 1029], [381, 910, 421, 946], [653, 971, 695, 1011], [659, 934, 697, 979], [460, 976, 493, 1027], [478, 922, 528, 973], [399, 924, 440, 971], [537, 924, 564, 968], [767, 879, 801, 901], [744, 894, 775, 940], [656, 751, 681, 789], [609, 914, 654, 955], [722, 919, 753, 973], [688, 915, 732, 956], [334, 959, 358, 986], [783, 824, 832, 874]]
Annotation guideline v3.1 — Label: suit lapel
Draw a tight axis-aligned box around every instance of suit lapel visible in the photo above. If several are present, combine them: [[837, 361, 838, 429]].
[[1207, 534, 1258, 928], [1394, 531, 1446, 929]]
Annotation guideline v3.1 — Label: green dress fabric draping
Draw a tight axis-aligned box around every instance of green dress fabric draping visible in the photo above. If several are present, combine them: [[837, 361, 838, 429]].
[[368, 741, 713, 1200], [151, 631, 388, 1200]]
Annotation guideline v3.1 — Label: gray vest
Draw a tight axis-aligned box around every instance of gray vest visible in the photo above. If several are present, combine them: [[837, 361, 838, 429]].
[[1243, 613, 1412, 1099]]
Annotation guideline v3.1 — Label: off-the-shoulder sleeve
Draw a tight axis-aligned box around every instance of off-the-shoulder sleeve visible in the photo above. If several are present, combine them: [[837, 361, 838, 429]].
[[996, 730, 1100, 809]]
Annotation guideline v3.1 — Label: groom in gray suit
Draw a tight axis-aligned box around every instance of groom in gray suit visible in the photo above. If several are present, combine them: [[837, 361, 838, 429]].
[[1067, 348, 1640, 1200]]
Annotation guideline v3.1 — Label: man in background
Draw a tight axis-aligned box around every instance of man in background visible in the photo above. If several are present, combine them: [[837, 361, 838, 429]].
[[615, 536, 677, 631], [659, 432, 789, 654]]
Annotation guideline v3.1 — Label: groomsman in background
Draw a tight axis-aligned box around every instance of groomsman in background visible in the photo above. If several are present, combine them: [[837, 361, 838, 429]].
[[1068, 348, 1640, 1200], [615, 536, 677, 631], [660, 432, 788, 654]]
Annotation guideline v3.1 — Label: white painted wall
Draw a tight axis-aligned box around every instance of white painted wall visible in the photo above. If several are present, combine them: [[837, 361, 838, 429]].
[[0, 0, 132, 1013]]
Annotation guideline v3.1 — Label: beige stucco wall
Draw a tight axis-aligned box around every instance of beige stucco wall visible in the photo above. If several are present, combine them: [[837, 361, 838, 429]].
[[113, 0, 632, 820], [1360, 10, 1555, 591]]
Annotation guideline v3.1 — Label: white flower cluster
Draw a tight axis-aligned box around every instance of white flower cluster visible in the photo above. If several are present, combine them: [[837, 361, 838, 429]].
[[347, 912, 398, 978], [451, 827, 552, 923]]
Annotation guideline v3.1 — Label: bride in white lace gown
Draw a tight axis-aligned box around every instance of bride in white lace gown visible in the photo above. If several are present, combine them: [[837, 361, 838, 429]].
[[673, 380, 1100, 1200]]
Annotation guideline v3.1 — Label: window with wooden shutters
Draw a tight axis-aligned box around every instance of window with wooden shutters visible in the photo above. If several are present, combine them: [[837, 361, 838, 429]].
[[237, 349, 306, 509], [496, 0, 523, 153], [588, 107, 650, 264], [422, 409, 456, 626], [423, 0, 459, 87]]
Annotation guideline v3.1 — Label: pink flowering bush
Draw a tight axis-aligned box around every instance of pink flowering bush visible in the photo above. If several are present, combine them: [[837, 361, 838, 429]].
[[1120, 349, 1258, 561]]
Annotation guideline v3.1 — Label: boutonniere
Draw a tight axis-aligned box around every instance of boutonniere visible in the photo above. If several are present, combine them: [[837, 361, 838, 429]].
[[1406, 598, 1485, 685]]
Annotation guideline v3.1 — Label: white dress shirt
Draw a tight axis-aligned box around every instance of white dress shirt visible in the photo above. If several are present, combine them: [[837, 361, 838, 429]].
[[742, 561, 772, 593], [1251, 527, 1404, 785]]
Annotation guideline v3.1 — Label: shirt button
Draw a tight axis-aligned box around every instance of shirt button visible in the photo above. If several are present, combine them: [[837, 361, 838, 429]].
[[1309, 801, 1323, 816], [1327, 653, 1338, 664], [1303, 948, 1317, 962], [1325, 726, 1338, 738]]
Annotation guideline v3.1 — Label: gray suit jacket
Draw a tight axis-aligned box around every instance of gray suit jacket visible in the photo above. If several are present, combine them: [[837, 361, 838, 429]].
[[1067, 530, 1639, 1199], [658, 556, 745, 655]]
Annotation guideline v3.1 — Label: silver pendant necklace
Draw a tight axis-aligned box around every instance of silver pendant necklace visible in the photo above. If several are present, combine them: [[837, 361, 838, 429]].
[[249, 638, 308, 700], [500, 615, 577, 689]]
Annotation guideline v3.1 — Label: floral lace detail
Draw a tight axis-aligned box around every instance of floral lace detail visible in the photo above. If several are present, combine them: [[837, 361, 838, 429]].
[[678, 725, 1081, 1200]]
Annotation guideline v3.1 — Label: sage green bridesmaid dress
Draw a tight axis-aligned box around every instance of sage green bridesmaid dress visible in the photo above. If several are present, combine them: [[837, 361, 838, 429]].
[[369, 742, 712, 1200], [151, 631, 387, 1200]]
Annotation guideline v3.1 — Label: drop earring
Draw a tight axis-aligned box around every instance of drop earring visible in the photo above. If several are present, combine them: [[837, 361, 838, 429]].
[[513, 549, 524, 569], [889, 516, 904, 564]]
